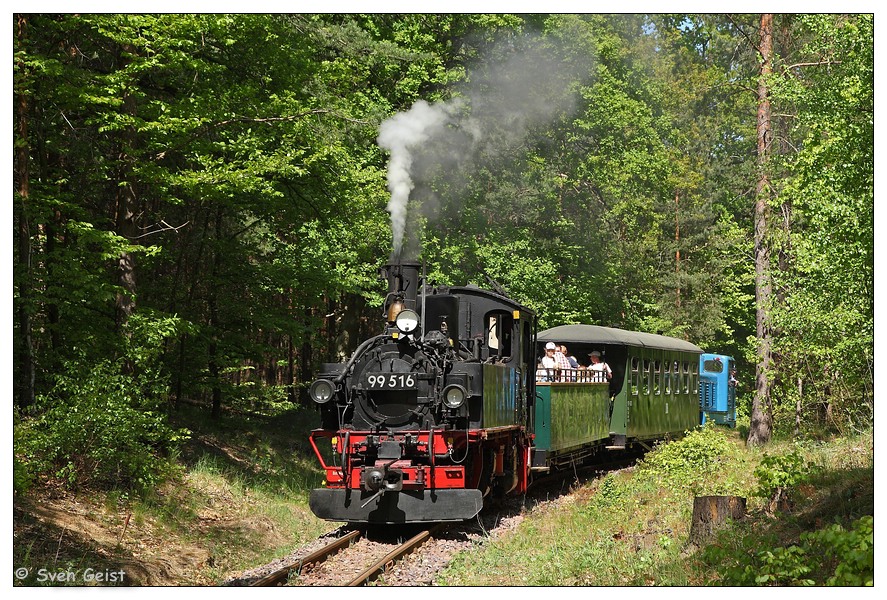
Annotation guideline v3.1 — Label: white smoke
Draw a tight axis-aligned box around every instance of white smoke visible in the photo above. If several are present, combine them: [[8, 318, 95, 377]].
[[377, 100, 459, 258], [377, 35, 586, 259]]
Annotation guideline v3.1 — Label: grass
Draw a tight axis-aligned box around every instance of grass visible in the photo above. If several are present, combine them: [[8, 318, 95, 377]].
[[13, 401, 333, 585], [139, 403, 334, 580], [14, 400, 874, 586], [436, 426, 874, 587]]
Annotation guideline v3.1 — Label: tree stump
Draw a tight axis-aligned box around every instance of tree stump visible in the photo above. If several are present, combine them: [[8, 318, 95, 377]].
[[689, 495, 746, 545]]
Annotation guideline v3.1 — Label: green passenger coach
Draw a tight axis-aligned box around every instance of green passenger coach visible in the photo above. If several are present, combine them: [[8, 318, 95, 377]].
[[531, 325, 703, 471]]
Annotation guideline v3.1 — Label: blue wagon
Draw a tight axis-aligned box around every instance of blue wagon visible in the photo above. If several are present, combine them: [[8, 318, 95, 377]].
[[698, 353, 737, 427]]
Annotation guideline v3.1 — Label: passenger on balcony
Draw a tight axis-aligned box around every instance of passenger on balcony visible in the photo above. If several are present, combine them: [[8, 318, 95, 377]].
[[537, 342, 558, 381], [588, 351, 612, 382], [554, 344, 572, 381], [560, 345, 579, 381], [561, 345, 580, 369]]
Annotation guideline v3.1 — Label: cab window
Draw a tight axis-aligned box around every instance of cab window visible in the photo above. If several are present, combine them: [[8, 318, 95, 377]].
[[703, 359, 724, 373], [485, 312, 513, 358]]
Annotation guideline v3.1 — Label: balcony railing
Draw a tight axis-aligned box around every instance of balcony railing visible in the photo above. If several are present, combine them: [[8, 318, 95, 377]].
[[535, 368, 609, 383]]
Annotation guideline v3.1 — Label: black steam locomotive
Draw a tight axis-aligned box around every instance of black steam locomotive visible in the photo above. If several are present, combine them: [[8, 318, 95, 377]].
[[307, 260, 536, 524]]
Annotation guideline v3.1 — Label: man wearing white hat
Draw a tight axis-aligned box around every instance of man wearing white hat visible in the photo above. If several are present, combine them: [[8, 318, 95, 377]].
[[542, 342, 558, 371], [534, 342, 559, 382], [588, 350, 612, 382]]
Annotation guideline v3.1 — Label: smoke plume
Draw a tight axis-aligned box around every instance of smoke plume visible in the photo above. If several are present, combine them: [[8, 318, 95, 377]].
[[376, 99, 461, 259], [377, 34, 586, 260]]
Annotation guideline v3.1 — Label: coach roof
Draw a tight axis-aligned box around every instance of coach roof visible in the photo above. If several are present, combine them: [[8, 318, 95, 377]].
[[538, 324, 703, 353]]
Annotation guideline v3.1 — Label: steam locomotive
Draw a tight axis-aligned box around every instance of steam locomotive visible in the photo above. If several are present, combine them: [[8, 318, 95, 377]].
[[307, 259, 734, 524]]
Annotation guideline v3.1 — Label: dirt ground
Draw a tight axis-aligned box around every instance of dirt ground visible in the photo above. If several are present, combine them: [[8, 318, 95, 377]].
[[14, 486, 212, 586], [12, 412, 322, 588], [12, 474, 295, 587]]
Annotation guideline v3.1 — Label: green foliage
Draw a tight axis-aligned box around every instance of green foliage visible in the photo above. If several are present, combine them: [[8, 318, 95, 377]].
[[766, 14, 874, 435], [13, 439, 34, 496], [753, 450, 810, 500], [706, 516, 874, 586], [16, 310, 190, 491], [636, 425, 748, 495], [584, 472, 631, 512], [717, 543, 816, 586], [809, 516, 874, 586], [17, 358, 188, 491]]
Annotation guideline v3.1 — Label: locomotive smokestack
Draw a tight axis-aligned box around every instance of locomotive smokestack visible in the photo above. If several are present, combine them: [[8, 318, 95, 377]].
[[381, 259, 421, 323]]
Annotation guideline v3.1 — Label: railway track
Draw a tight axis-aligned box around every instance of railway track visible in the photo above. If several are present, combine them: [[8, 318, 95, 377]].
[[235, 458, 638, 587], [250, 527, 436, 587]]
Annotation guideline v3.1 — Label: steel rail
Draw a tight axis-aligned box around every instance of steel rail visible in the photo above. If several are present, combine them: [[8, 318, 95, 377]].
[[250, 529, 362, 586], [345, 529, 432, 586]]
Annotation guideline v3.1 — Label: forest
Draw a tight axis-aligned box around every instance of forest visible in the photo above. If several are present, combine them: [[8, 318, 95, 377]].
[[13, 14, 873, 494]]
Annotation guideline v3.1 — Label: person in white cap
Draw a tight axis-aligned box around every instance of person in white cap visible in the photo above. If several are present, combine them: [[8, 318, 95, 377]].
[[542, 342, 558, 371], [535, 342, 559, 382]]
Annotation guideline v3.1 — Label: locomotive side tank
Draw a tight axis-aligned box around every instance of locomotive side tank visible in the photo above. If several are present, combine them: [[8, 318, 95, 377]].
[[307, 260, 536, 524]]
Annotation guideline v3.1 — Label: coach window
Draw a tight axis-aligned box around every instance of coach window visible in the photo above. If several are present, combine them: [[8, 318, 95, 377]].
[[664, 361, 671, 394], [653, 360, 661, 395], [643, 359, 651, 395], [691, 362, 699, 392], [682, 361, 690, 393], [672, 361, 680, 394], [631, 357, 640, 395]]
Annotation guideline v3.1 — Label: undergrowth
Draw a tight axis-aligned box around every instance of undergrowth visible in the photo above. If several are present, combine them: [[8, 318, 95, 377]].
[[438, 426, 874, 587]]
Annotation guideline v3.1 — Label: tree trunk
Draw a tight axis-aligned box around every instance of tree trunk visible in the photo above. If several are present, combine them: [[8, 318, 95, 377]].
[[173, 205, 210, 410], [114, 89, 140, 331], [675, 190, 681, 312], [299, 306, 314, 406], [14, 14, 35, 411], [748, 13, 774, 447], [209, 206, 224, 419], [795, 376, 802, 437], [287, 333, 297, 403], [689, 495, 747, 545], [209, 337, 222, 419]]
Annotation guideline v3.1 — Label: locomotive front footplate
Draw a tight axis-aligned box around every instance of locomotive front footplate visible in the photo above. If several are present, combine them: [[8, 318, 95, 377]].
[[309, 488, 483, 524]]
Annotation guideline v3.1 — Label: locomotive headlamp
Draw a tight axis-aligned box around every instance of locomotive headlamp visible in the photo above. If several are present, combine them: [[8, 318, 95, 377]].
[[309, 379, 336, 404], [443, 384, 468, 408], [394, 308, 420, 334]]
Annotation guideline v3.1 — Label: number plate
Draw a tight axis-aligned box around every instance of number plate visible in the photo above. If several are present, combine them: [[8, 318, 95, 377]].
[[363, 373, 417, 390]]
